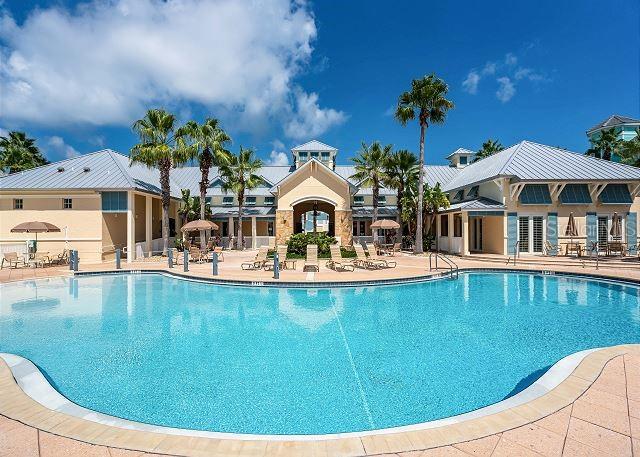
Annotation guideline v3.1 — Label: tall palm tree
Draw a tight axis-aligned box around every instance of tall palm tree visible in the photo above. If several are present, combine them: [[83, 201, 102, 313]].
[[218, 147, 264, 250], [130, 109, 191, 255], [384, 149, 418, 241], [0, 131, 48, 173], [619, 129, 640, 167], [586, 128, 624, 161], [350, 141, 392, 229], [395, 74, 454, 253], [474, 139, 504, 162], [423, 183, 450, 249], [177, 118, 231, 247]]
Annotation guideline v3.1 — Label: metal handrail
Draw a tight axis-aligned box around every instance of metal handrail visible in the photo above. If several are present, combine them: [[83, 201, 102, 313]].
[[586, 241, 599, 270], [507, 241, 521, 265], [428, 251, 459, 279]]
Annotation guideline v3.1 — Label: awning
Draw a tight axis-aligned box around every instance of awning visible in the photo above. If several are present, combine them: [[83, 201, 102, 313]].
[[210, 206, 276, 218], [519, 184, 552, 205], [600, 184, 632, 204], [560, 184, 592, 204], [441, 198, 505, 214]]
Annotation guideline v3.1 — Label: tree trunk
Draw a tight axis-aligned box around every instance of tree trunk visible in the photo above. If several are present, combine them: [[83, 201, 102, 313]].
[[159, 159, 171, 256], [396, 185, 403, 243], [372, 179, 379, 242], [415, 122, 426, 254], [237, 192, 244, 250], [199, 151, 212, 249]]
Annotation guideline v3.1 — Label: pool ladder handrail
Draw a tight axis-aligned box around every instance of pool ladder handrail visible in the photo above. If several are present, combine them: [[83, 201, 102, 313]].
[[506, 241, 520, 265], [428, 251, 459, 279], [584, 241, 599, 270]]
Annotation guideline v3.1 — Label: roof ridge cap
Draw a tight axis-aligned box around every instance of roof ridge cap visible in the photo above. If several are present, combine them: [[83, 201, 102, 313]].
[[107, 150, 136, 188], [498, 141, 526, 175]]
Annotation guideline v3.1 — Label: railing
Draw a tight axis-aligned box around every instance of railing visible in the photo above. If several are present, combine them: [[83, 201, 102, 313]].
[[506, 241, 521, 265], [428, 251, 459, 279], [585, 241, 599, 270]]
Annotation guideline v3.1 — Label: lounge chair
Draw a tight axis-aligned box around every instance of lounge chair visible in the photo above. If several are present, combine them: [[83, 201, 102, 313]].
[[276, 245, 295, 270], [241, 246, 270, 270], [392, 242, 401, 256], [303, 244, 319, 272], [326, 245, 355, 271], [353, 244, 385, 269], [1, 252, 26, 269], [33, 251, 52, 267], [365, 243, 396, 268], [189, 247, 206, 263], [543, 241, 560, 256], [52, 249, 70, 265]]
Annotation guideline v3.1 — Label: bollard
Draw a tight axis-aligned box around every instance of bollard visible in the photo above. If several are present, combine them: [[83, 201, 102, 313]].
[[212, 252, 218, 276], [273, 252, 279, 279], [183, 249, 189, 272], [168, 248, 173, 268], [115, 248, 121, 269], [73, 250, 79, 272], [69, 250, 75, 271]]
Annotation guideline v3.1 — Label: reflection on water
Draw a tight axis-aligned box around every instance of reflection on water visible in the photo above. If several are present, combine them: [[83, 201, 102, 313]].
[[277, 288, 343, 331]]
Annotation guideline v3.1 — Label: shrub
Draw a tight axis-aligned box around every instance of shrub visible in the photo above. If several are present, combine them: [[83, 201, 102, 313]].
[[286, 232, 337, 256]]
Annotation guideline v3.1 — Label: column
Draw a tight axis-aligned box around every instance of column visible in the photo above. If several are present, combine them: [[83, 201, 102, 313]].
[[448, 213, 454, 254], [462, 212, 470, 256], [251, 216, 257, 249], [435, 214, 441, 251], [126, 191, 135, 263], [145, 195, 153, 254]]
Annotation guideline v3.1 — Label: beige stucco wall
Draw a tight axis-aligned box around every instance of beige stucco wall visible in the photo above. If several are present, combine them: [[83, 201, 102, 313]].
[[0, 192, 104, 262], [481, 215, 505, 254], [276, 161, 351, 211]]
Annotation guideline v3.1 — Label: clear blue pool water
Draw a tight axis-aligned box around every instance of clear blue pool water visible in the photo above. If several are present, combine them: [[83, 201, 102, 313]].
[[1, 272, 639, 435]]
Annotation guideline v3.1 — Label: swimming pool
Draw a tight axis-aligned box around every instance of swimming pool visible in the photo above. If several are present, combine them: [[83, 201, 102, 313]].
[[1, 272, 639, 435]]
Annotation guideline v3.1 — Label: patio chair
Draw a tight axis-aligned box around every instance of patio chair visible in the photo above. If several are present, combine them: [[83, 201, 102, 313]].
[[326, 245, 355, 272], [608, 240, 626, 257], [52, 249, 70, 265], [392, 242, 402, 256], [33, 251, 52, 268], [241, 246, 270, 270], [365, 243, 396, 268], [353, 244, 384, 269], [1, 252, 26, 269], [543, 241, 560, 256], [189, 247, 205, 263], [276, 245, 296, 270], [303, 244, 319, 272]]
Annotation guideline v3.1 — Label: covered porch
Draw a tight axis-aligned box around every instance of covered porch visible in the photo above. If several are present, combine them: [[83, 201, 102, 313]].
[[211, 206, 275, 249]]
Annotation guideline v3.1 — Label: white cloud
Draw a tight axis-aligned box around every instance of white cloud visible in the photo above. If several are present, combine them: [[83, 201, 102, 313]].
[[47, 136, 80, 158], [0, 127, 8, 137], [462, 71, 481, 94], [0, 0, 345, 138], [514, 67, 545, 82], [505, 52, 518, 66], [496, 77, 515, 103], [284, 89, 347, 140], [267, 150, 290, 166]]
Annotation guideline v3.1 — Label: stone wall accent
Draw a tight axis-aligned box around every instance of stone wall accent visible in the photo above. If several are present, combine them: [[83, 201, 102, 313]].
[[334, 210, 353, 246], [275, 209, 293, 245]]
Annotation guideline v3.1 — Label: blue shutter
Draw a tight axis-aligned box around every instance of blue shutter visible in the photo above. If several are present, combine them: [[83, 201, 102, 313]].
[[547, 213, 558, 254], [586, 212, 597, 249], [507, 212, 518, 254], [627, 212, 637, 254]]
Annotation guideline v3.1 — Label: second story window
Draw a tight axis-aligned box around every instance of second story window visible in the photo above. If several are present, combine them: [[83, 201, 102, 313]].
[[453, 189, 464, 201], [298, 151, 308, 161], [353, 195, 364, 206], [14, 198, 23, 210], [440, 214, 449, 237], [246, 196, 256, 206], [467, 186, 479, 199], [321, 151, 330, 160], [377, 195, 386, 206], [222, 196, 233, 206], [264, 196, 275, 205], [459, 156, 468, 165], [63, 198, 73, 209]]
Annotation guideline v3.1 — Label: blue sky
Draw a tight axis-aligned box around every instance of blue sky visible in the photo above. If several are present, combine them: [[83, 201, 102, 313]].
[[0, 0, 638, 165]]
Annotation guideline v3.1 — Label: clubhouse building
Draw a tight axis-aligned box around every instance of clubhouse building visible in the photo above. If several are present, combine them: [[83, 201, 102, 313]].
[[1, 138, 640, 262]]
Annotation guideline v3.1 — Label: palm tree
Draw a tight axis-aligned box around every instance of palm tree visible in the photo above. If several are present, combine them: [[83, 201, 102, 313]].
[[384, 149, 418, 242], [218, 147, 264, 250], [395, 74, 454, 253], [0, 131, 48, 173], [423, 183, 450, 250], [586, 128, 624, 161], [177, 118, 231, 247], [130, 109, 191, 255], [619, 129, 640, 167], [350, 141, 392, 232], [474, 139, 504, 162]]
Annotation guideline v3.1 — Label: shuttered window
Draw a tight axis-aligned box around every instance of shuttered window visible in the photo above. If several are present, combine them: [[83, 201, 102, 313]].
[[559, 184, 592, 204], [519, 184, 552, 205], [533, 216, 543, 253], [519, 217, 529, 252], [600, 184, 632, 204]]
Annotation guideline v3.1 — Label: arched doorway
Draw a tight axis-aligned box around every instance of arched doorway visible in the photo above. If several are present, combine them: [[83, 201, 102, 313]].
[[292, 199, 335, 236]]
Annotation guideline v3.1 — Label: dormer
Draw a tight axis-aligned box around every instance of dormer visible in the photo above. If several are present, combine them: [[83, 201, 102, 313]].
[[291, 140, 338, 170], [446, 148, 476, 168]]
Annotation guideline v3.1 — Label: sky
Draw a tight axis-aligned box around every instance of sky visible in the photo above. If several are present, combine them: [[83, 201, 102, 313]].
[[0, 0, 638, 166]]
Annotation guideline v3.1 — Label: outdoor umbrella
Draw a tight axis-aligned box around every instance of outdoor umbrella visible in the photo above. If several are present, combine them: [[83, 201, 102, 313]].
[[370, 219, 400, 244], [565, 212, 578, 243], [180, 220, 219, 232], [610, 213, 622, 240], [11, 221, 61, 252]]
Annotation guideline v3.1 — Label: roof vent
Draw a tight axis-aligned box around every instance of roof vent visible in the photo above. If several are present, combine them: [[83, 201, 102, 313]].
[[83, 167, 90, 172], [57, 167, 65, 172]]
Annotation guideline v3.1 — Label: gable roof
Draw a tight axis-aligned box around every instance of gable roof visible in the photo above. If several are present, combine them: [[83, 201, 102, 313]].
[[445, 148, 476, 159], [443, 140, 640, 192], [587, 115, 640, 134], [269, 158, 356, 193], [291, 140, 337, 152]]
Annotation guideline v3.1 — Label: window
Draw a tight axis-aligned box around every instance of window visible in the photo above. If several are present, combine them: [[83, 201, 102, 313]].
[[353, 195, 364, 206], [246, 196, 256, 206], [13, 199, 23, 210], [222, 196, 233, 206], [101, 191, 127, 212], [377, 195, 386, 206], [518, 217, 530, 252], [518, 215, 544, 253], [467, 185, 479, 199], [533, 216, 543, 253], [321, 151, 330, 160], [359, 220, 366, 235], [264, 196, 275, 205], [310, 151, 319, 159], [440, 214, 449, 237], [453, 214, 462, 237], [63, 198, 73, 209], [597, 216, 609, 245], [453, 189, 464, 201], [459, 156, 468, 165]]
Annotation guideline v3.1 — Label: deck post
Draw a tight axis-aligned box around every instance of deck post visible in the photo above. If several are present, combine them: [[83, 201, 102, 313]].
[[168, 248, 173, 268], [183, 249, 189, 272], [273, 253, 279, 279], [115, 249, 121, 269], [212, 252, 218, 276]]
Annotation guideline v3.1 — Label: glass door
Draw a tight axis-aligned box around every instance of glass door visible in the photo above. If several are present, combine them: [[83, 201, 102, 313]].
[[518, 215, 544, 254]]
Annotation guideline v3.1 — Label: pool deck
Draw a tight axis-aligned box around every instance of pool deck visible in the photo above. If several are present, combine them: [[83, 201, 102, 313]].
[[2, 251, 640, 456]]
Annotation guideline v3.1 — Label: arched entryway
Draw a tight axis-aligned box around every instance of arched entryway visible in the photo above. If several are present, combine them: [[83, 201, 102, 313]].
[[292, 199, 335, 236]]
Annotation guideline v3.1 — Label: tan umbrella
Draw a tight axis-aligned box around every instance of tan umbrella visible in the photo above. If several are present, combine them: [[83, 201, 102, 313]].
[[180, 220, 219, 232], [11, 221, 61, 252], [370, 219, 400, 229], [565, 212, 578, 241], [610, 213, 622, 239]]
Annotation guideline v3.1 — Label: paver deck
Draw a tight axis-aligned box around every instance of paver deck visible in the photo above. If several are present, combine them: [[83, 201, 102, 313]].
[[2, 251, 640, 456]]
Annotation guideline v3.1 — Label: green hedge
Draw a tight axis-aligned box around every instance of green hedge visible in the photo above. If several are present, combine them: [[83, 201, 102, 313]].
[[286, 232, 337, 256]]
